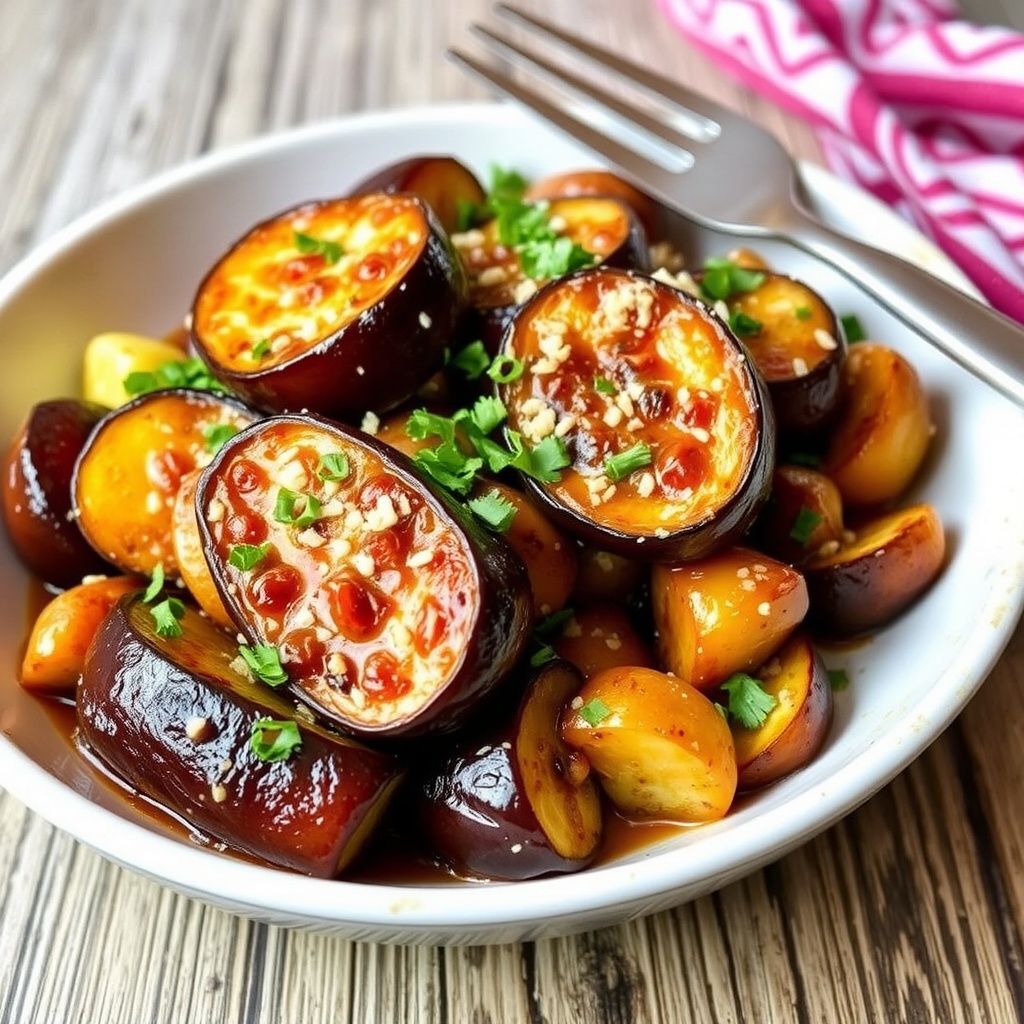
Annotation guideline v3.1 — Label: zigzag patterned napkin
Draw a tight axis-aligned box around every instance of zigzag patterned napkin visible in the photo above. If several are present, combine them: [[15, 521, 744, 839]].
[[655, 0, 1024, 323]]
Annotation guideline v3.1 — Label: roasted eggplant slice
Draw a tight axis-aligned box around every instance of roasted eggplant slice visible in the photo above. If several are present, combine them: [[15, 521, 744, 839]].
[[196, 414, 533, 739], [2, 398, 113, 587], [707, 270, 846, 434], [417, 659, 603, 880], [453, 196, 649, 354], [499, 267, 775, 561], [190, 193, 465, 420], [523, 168, 661, 238], [348, 155, 486, 235], [78, 595, 404, 877], [71, 388, 258, 577]]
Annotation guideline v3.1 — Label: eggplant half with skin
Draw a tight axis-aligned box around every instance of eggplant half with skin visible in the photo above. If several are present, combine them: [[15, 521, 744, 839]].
[[499, 267, 775, 562], [452, 195, 649, 355], [196, 414, 533, 740], [71, 388, 259, 578], [416, 658, 603, 881], [190, 193, 465, 421], [2, 398, 113, 587], [78, 595, 405, 877]]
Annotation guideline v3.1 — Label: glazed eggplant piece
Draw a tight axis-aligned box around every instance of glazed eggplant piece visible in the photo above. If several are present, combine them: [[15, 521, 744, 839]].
[[705, 269, 846, 434], [417, 659, 603, 880], [453, 195, 649, 354], [2, 398, 112, 587], [348, 155, 486, 235], [499, 267, 775, 561], [196, 414, 533, 739], [78, 595, 404, 877], [72, 388, 259, 577], [190, 193, 465, 421]]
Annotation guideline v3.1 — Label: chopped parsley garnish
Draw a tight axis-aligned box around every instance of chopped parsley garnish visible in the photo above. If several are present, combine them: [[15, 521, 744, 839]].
[[529, 644, 558, 668], [273, 488, 321, 528], [293, 230, 343, 264], [579, 697, 612, 727], [841, 314, 866, 343], [604, 442, 652, 482], [729, 310, 763, 336], [450, 340, 491, 380], [143, 568, 184, 637], [151, 597, 185, 637], [229, 542, 271, 571], [700, 258, 766, 302], [789, 506, 824, 545], [721, 673, 777, 729], [594, 376, 617, 396], [794, 305, 812, 320], [525, 434, 572, 482], [238, 644, 289, 687], [828, 668, 850, 691], [202, 422, 238, 453], [249, 717, 302, 762], [317, 451, 351, 482], [486, 354, 524, 384], [519, 235, 595, 280], [124, 356, 225, 397], [467, 489, 518, 532], [250, 338, 272, 361]]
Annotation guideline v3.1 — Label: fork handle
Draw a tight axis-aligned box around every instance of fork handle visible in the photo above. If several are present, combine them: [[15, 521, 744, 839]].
[[778, 205, 1024, 409]]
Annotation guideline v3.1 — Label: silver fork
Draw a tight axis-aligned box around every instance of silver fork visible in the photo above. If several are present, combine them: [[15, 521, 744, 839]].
[[448, 3, 1024, 408]]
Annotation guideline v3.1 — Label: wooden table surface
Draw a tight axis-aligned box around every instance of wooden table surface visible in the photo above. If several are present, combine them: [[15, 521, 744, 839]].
[[3, 0, 1024, 1020]]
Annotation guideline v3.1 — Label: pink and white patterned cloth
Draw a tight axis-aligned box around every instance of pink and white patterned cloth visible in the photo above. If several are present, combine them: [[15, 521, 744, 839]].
[[654, 0, 1024, 323]]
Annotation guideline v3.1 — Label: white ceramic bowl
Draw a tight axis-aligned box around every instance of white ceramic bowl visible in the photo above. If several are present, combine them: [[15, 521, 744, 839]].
[[2, 103, 1023, 945]]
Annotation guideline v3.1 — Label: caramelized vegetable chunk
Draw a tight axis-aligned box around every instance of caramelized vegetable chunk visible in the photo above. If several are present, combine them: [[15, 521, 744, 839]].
[[78, 596, 404, 877], [418, 660, 603, 880], [500, 267, 774, 561], [652, 547, 809, 691], [190, 193, 465, 420], [755, 464, 845, 566], [804, 503, 945, 638], [348, 155, 486, 234], [560, 665, 737, 823], [454, 196, 648, 353], [720, 272, 846, 434], [524, 168, 661, 237], [2, 399, 112, 587], [197, 415, 532, 739], [72, 389, 258, 577]]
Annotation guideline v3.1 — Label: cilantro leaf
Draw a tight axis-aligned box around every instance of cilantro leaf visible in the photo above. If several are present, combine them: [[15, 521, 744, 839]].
[[467, 489, 518, 532], [450, 340, 491, 380], [229, 543, 271, 571], [789, 506, 824, 546], [721, 673, 777, 729], [293, 230, 343, 264], [238, 644, 289, 687], [151, 596, 185, 638], [249, 717, 302, 762]]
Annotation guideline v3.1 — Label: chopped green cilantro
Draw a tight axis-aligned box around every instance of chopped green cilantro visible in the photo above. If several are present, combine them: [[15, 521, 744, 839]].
[[273, 488, 321, 528], [465, 395, 508, 436], [789, 506, 824, 546], [729, 310, 763, 336], [249, 717, 302, 762], [317, 451, 350, 482], [202, 422, 238, 453], [700, 258, 766, 301], [486, 353, 524, 384], [529, 644, 558, 668], [579, 697, 612, 727], [229, 542, 270, 571], [151, 596, 185, 638], [604, 442, 652, 482], [721, 673, 778, 729], [794, 305, 813, 320], [527, 434, 572, 483], [250, 338, 272, 361], [143, 563, 166, 604], [451, 340, 491, 380], [841, 314, 866, 343], [238, 644, 289, 687], [594, 376, 617, 396], [519, 235, 595, 280], [123, 357, 225, 397], [467, 489, 518, 532], [293, 230, 343, 264], [488, 164, 529, 201], [828, 668, 850, 691], [535, 607, 575, 639]]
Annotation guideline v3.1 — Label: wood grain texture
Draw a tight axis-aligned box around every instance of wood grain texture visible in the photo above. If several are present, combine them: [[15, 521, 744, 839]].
[[1, 0, 1022, 1021]]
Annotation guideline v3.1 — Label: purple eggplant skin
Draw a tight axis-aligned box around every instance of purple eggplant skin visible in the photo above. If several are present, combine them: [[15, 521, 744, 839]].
[[2, 398, 113, 587], [347, 155, 486, 235], [195, 413, 535, 741], [416, 660, 604, 881], [77, 595, 405, 877], [189, 194, 466, 424]]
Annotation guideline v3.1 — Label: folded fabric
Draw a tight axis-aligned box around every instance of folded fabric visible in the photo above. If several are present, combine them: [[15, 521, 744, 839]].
[[655, 0, 1024, 324]]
